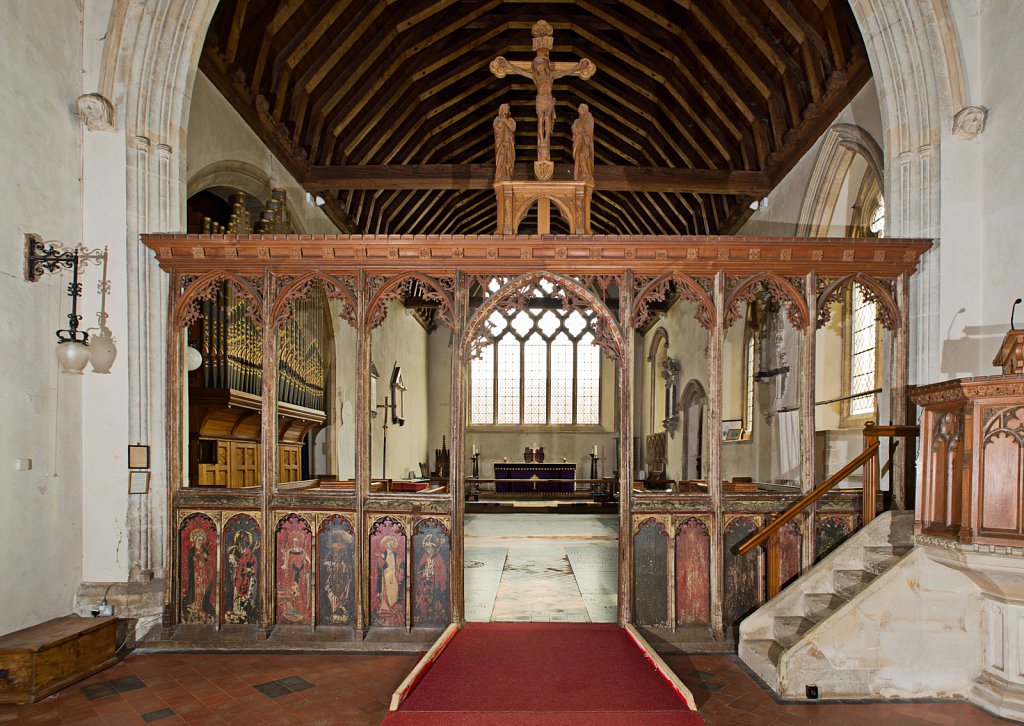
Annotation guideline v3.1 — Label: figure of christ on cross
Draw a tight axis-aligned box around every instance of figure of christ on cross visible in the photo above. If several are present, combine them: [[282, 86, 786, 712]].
[[490, 20, 596, 181]]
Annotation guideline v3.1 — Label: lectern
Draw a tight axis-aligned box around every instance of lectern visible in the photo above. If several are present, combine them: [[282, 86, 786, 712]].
[[993, 329, 1024, 374]]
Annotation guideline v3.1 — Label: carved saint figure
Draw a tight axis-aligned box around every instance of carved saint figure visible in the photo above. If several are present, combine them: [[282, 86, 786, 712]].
[[375, 534, 404, 626], [493, 104, 516, 182], [572, 103, 595, 182]]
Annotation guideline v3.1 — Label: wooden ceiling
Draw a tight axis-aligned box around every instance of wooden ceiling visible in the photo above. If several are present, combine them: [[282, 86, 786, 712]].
[[199, 0, 870, 236]]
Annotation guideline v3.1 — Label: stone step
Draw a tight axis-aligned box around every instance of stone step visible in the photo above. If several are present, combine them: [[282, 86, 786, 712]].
[[834, 568, 876, 598], [773, 615, 816, 647], [745, 637, 786, 666], [862, 545, 903, 574], [803, 592, 848, 623]]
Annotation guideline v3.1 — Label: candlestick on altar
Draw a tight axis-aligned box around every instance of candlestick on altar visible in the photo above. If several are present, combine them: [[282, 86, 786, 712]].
[[589, 452, 600, 480]]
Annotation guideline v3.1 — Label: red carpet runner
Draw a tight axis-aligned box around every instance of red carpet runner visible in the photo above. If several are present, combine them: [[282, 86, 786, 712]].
[[383, 623, 705, 725]]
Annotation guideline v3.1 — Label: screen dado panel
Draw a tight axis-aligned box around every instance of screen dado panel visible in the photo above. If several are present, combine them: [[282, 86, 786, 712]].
[[149, 233, 930, 643]]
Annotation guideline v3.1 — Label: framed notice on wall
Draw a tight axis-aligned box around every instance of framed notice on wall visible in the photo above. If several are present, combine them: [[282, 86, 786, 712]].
[[128, 444, 150, 469], [128, 470, 151, 495]]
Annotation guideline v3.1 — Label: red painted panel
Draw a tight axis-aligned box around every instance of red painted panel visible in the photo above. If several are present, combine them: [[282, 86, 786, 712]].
[[276, 514, 313, 625], [180, 513, 218, 625], [778, 521, 802, 587], [675, 518, 710, 626]]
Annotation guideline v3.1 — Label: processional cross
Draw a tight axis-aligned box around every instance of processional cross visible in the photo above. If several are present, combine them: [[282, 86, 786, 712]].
[[490, 20, 596, 181]]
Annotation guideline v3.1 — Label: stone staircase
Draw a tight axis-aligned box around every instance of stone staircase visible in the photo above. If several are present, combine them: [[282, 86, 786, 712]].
[[739, 511, 914, 696]]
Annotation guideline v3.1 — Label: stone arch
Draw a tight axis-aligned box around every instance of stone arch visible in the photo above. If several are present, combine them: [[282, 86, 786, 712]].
[[680, 380, 707, 481], [796, 124, 884, 237], [187, 160, 273, 203], [460, 272, 623, 365], [647, 328, 670, 433]]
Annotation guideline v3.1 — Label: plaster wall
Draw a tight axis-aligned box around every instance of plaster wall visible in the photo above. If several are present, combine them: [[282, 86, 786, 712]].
[[370, 302, 430, 480], [740, 82, 883, 238], [186, 74, 338, 235], [328, 307, 357, 481], [639, 301, 710, 481], [975, 2, 1024, 372], [0, 1, 86, 633]]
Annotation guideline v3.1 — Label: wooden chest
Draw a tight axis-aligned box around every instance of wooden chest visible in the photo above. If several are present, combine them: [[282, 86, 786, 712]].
[[0, 616, 118, 704]]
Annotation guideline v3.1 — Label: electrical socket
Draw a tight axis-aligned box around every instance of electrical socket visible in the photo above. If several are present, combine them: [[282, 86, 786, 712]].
[[91, 604, 114, 617]]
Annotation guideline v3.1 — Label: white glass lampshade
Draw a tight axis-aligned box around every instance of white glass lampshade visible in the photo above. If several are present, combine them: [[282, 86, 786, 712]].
[[185, 345, 203, 372], [89, 326, 117, 374], [56, 341, 91, 374]]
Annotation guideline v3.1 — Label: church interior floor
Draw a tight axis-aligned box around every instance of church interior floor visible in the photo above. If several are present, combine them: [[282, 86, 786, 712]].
[[464, 512, 618, 623], [0, 649, 1012, 725]]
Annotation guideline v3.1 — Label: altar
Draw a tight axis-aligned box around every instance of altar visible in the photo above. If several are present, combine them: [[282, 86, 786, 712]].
[[493, 463, 577, 493]]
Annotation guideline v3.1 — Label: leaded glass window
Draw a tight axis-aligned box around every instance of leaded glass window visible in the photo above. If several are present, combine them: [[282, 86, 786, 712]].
[[849, 284, 877, 416], [470, 305, 601, 426]]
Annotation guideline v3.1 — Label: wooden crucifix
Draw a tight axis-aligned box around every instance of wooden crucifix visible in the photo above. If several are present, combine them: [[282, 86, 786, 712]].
[[490, 20, 596, 181]]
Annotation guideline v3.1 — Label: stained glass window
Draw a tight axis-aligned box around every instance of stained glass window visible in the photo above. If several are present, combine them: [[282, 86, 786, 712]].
[[469, 290, 601, 426]]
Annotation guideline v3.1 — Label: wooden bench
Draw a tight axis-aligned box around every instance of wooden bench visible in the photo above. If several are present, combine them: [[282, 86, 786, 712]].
[[0, 616, 118, 704]]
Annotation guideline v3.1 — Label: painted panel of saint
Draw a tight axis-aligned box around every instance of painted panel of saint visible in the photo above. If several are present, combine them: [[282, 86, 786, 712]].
[[724, 517, 760, 635], [815, 516, 851, 563], [276, 513, 313, 625], [675, 517, 710, 626], [180, 513, 217, 624], [318, 515, 355, 627], [633, 518, 669, 627], [222, 514, 260, 624], [413, 518, 450, 628], [369, 517, 406, 628], [779, 521, 802, 587]]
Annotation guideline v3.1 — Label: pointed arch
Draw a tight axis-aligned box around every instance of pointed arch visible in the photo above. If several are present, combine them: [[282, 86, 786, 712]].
[[724, 273, 808, 330], [174, 271, 264, 328], [633, 272, 716, 331], [460, 271, 623, 365], [366, 272, 455, 330], [796, 123, 884, 237], [817, 273, 900, 330], [272, 272, 358, 330]]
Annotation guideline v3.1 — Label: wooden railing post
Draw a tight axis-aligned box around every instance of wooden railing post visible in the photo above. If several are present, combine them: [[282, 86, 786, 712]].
[[766, 532, 781, 600], [862, 421, 880, 526]]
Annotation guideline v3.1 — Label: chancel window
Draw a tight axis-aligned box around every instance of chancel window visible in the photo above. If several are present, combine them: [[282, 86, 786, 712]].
[[471, 307, 600, 426]]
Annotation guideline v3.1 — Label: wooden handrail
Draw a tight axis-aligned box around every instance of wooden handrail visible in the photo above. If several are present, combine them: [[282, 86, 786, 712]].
[[736, 441, 879, 556], [864, 424, 920, 438]]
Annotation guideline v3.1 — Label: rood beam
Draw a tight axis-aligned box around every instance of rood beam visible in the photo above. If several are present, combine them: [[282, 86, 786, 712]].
[[302, 163, 770, 195]]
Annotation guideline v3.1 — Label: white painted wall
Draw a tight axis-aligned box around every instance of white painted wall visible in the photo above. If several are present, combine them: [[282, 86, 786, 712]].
[[0, 1, 85, 633], [370, 301, 430, 480], [187, 73, 338, 235]]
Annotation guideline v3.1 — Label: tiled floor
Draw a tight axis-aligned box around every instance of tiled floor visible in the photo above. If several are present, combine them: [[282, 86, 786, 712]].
[[464, 512, 618, 622], [665, 653, 1016, 726], [0, 649, 1014, 725], [0, 652, 416, 725]]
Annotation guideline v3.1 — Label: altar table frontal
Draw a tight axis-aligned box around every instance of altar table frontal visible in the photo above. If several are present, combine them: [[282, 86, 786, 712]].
[[493, 463, 576, 493]]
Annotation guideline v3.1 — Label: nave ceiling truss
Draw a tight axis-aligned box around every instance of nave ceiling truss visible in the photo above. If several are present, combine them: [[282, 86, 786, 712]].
[[200, 0, 869, 236]]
